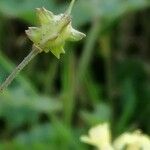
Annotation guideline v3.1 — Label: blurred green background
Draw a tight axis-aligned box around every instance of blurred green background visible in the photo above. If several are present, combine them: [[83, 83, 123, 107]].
[[0, 0, 150, 149]]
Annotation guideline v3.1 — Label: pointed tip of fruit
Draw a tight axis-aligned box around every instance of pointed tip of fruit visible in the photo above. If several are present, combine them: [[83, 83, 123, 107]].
[[80, 33, 86, 39], [68, 29, 86, 41], [62, 50, 65, 54], [56, 54, 60, 59], [65, 0, 76, 15], [41, 7, 47, 12], [36, 7, 45, 11], [25, 29, 30, 35], [36, 8, 41, 12]]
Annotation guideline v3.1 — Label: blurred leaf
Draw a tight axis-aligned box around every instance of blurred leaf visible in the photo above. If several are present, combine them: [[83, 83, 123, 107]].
[[0, 0, 56, 24], [116, 79, 137, 134], [84, 71, 102, 106], [115, 59, 150, 133], [0, 0, 149, 26], [0, 123, 86, 150], [0, 88, 62, 130], [80, 103, 112, 126]]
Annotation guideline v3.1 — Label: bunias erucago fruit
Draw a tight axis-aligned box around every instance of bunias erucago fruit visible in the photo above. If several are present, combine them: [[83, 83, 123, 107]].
[[0, 0, 85, 92], [26, 4, 85, 58]]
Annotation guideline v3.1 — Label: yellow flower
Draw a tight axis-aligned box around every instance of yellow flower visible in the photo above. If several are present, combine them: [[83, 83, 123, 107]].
[[80, 123, 113, 150], [25, 0, 85, 59], [80, 123, 150, 150], [114, 130, 150, 150]]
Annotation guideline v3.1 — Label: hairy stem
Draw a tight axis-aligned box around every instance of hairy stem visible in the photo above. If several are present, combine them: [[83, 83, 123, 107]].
[[0, 47, 40, 93]]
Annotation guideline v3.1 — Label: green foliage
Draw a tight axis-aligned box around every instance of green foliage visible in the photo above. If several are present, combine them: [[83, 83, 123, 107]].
[[0, 0, 150, 149]]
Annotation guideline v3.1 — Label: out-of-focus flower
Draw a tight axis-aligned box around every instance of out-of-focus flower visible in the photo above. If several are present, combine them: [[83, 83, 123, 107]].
[[25, 0, 85, 59], [114, 130, 150, 150], [80, 123, 113, 150], [80, 122, 150, 150]]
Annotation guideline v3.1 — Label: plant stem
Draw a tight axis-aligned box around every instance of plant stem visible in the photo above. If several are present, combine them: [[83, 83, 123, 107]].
[[0, 46, 40, 93], [78, 18, 100, 82], [101, 35, 115, 127], [100, 35, 113, 102], [0, 50, 37, 95]]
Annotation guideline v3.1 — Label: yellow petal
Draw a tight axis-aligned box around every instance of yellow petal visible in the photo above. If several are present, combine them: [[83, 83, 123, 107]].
[[80, 123, 112, 149], [114, 130, 150, 150]]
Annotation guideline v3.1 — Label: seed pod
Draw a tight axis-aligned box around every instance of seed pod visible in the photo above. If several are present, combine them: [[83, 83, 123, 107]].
[[26, 1, 86, 59]]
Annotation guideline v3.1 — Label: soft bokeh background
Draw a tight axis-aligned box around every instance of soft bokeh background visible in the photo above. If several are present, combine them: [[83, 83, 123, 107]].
[[0, 0, 150, 149]]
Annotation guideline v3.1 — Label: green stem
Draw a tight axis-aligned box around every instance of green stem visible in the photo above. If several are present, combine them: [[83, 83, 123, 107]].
[[105, 54, 113, 102], [78, 19, 100, 82], [0, 50, 37, 95], [62, 50, 76, 125], [101, 35, 113, 102], [0, 47, 40, 93], [101, 35, 115, 127]]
